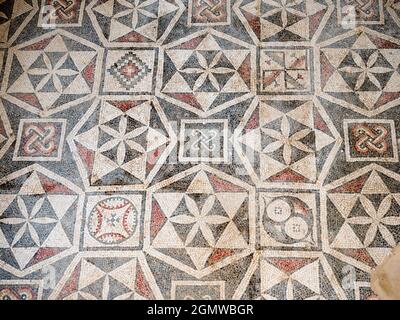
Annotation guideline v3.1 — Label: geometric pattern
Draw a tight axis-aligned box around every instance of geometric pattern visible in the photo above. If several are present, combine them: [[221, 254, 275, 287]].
[[0, 99, 14, 160], [0, 49, 3, 69], [239, 251, 347, 300], [171, 281, 225, 299], [317, 27, 400, 117], [0, 0, 38, 48], [354, 281, 379, 300], [235, 97, 341, 188], [13, 118, 66, 161], [145, 164, 256, 278], [387, 0, 400, 28], [49, 252, 163, 299], [322, 164, 400, 272], [259, 48, 311, 93], [103, 49, 156, 93], [87, 0, 184, 47], [337, 0, 384, 26], [343, 119, 399, 163], [0, 280, 43, 300], [234, 0, 334, 45], [179, 119, 229, 163], [0, 30, 103, 117], [108, 52, 151, 89], [0, 165, 83, 277], [188, 0, 231, 26], [68, 97, 176, 191], [157, 29, 256, 117], [259, 192, 318, 248], [83, 193, 143, 248]]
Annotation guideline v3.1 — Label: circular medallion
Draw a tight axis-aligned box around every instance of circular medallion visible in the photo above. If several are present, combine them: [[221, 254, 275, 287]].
[[266, 199, 291, 222], [88, 197, 138, 244], [284, 216, 309, 240]]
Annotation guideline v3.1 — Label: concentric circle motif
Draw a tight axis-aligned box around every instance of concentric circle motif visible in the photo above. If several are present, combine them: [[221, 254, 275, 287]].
[[263, 197, 313, 244], [88, 197, 138, 244]]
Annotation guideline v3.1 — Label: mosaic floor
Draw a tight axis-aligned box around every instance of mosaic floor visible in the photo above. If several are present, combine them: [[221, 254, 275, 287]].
[[0, 0, 399, 300]]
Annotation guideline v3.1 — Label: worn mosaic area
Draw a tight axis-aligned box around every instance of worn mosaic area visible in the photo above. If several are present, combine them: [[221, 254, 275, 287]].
[[0, 0, 399, 301]]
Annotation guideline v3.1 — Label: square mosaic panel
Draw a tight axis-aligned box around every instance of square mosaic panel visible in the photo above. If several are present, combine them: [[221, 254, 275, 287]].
[[102, 49, 156, 94], [38, 0, 85, 27], [344, 119, 398, 162], [82, 194, 143, 249], [258, 48, 312, 94], [179, 119, 229, 163]]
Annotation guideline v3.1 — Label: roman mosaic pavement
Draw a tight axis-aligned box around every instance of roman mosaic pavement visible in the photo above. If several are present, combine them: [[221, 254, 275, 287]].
[[0, 0, 399, 300]]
